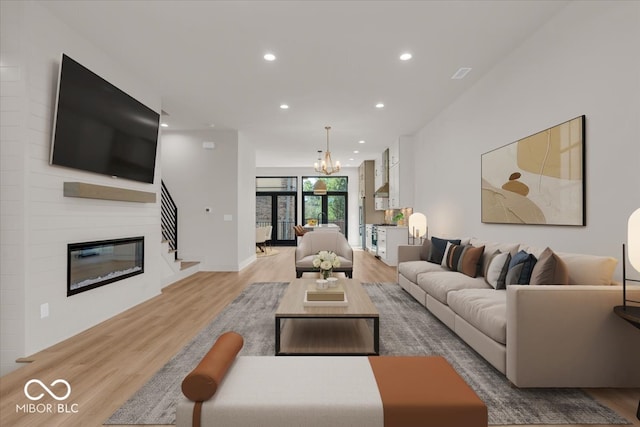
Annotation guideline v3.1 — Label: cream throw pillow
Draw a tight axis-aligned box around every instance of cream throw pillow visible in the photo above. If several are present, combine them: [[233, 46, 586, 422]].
[[484, 251, 511, 289]]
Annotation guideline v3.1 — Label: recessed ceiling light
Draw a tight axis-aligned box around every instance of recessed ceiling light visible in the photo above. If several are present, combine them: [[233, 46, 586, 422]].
[[264, 53, 276, 61], [353, 150, 359, 154], [400, 53, 412, 61], [209, 123, 216, 128], [451, 67, 472, 79], [280, 104, 289, 109], [349, 158, 355, 161], [359, 140, 365, 144], [160, 123, 168, 128], [375, 103, 384, 109]]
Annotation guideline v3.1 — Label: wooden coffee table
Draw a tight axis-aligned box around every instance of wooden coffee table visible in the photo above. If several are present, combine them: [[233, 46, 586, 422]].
[[275, 278, 379, 356]]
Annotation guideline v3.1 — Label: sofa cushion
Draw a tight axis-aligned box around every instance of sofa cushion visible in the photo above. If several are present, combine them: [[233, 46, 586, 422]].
[[417, 271, 490, 305], [484, 251, 511, 289], [529, 247, 569, 285], [555, 252, 617, 286], [441, 243, 485, 278], [428, 237, 462, 264], [447, 289, 507, 345], [398, 261, 445, 283], [470, 239, 520, 277]]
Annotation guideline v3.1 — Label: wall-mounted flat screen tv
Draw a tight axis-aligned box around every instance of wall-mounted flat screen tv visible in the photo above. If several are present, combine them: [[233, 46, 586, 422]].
[[50, 54, 160, 184]]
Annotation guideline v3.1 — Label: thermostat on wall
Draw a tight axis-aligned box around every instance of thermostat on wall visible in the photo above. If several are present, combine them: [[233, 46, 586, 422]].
[[202, 141, 215, 149]]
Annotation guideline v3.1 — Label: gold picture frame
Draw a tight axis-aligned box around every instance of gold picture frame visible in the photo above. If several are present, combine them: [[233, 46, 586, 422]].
[[481, 115, 585, 226]]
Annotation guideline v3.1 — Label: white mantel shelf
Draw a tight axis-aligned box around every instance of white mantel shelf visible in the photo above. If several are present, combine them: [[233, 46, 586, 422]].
[[63, 182, 157, 203]]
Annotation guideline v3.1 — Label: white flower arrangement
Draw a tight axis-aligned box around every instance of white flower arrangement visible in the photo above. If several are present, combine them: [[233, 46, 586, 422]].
[[312, 250, 341, 279]]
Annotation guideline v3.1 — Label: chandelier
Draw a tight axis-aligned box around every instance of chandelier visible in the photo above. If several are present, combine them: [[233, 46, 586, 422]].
[[314, 126, 341, 175]]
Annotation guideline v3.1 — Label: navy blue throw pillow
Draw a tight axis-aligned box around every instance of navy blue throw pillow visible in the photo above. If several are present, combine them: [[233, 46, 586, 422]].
[[508, 250, 538, 284], [428, 237, 462, 265]]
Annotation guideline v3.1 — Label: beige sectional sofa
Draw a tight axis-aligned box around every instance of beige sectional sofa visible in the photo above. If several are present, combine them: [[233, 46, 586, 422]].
[[397, 237, 640, 388]]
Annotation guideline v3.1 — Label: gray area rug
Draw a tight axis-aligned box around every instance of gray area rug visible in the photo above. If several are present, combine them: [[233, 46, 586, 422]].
[[106, 282, 629, 425]]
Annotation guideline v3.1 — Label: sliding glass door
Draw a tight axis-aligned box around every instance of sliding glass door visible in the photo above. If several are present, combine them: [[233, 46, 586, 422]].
[[256, 177, 297, 245], [302, 177, 348, 236]]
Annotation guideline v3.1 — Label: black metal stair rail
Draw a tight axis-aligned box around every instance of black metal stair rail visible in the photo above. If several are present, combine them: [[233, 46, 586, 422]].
[[161, 180, 178, 260]]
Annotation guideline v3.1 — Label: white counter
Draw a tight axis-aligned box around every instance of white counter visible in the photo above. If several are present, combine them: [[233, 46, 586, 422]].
[[303, 223, 341, 232]]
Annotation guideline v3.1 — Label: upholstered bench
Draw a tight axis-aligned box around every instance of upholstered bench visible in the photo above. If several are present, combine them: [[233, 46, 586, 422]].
[[176, 332, 488, 427]]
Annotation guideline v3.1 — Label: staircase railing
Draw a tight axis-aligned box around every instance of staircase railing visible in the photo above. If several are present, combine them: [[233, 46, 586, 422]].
[[161, 180, 178, 260]]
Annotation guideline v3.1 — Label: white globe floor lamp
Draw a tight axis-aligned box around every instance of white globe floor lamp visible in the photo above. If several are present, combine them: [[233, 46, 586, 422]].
[[408, 213, 427, 245], [623, 208, 640, 311]]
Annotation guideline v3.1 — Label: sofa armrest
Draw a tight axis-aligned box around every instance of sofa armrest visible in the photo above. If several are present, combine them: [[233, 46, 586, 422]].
[[295, 236, 310, 261], [397, 245, 422, 264], [506, 284, 640, 387]]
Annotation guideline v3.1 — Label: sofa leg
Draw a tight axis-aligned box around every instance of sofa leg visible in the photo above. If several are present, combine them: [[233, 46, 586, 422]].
[[296, 271, 302, 278]]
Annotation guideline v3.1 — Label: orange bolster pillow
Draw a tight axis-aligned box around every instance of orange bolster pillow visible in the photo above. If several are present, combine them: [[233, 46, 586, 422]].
[[181, 331, 244, 401]]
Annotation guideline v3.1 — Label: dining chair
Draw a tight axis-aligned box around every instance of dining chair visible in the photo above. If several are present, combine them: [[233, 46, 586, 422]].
[[256, 226, 268, 253]]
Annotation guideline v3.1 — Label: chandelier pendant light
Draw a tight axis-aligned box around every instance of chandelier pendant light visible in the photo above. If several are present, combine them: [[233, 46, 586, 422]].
[[313, 150, 328, 195], [314, 126, 341, 175]]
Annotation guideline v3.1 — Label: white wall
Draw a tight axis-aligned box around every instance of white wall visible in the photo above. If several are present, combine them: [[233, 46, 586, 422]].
[[237, 132, 257, 269], [0, 1, 163, 374], [256, 167, 361, 247], [412, 1, 640, 281], [161, 129, 251, 271], [1, 0, 28, 377]]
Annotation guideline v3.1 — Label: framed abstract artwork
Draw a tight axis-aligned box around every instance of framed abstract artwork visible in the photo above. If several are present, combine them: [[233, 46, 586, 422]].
[[481, 115, 585, 226]]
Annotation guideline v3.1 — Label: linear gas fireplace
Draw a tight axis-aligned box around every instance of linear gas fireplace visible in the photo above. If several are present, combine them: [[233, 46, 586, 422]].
[[67, 237, 144, 296]]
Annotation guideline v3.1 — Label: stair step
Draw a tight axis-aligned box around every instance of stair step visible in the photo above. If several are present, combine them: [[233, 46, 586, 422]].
[[180, 261, 200, 270]]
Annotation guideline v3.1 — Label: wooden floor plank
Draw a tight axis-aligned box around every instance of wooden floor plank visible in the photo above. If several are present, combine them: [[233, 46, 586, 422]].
[[0, 247, 638, 427]]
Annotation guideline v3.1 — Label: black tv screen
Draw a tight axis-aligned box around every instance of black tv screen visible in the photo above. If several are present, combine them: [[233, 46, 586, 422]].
[[50, 54, 160, 184]]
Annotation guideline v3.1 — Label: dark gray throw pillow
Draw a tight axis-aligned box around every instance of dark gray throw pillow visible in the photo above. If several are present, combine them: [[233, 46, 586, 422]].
[[428, 237, 461, 264]]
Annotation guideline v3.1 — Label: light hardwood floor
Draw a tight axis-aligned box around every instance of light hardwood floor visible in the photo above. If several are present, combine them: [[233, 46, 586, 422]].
[[0, 247, 638, 427]]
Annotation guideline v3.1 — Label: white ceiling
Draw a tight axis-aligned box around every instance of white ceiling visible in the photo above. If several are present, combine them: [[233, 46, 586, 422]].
[[42, 0, 569, 168]]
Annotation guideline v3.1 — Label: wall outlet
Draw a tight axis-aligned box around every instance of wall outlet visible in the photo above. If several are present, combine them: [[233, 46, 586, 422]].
[[223, 214, 232, 221], [40, 303, 49, 319]]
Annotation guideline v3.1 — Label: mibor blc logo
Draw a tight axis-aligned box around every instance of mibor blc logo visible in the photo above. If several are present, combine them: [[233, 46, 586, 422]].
[[16, 379, 79, 414]]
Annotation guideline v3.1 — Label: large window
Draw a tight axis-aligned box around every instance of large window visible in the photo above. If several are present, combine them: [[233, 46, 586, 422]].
[[302, 177, 348, 235], [256, 177, 297, 245]]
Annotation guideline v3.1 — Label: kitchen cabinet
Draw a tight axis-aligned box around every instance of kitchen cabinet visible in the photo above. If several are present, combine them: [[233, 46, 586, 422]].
[[365, 224, 374, 253], [375, 197, 389, 210], [376, 226, 408, 266], [389, 141, 400, 168], [374, 153, 384, 191], [374, 149, 390, 210], [388, 136, 414, 209], [389, 163, 399, 209]]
